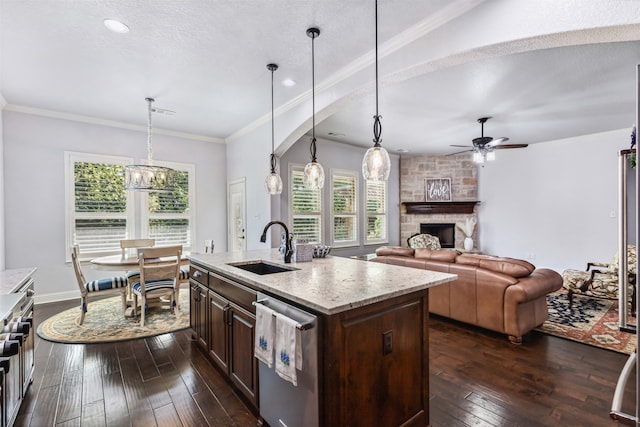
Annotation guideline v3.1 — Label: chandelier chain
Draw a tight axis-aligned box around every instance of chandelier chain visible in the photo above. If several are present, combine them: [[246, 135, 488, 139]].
[[146, 97, 154, 165]]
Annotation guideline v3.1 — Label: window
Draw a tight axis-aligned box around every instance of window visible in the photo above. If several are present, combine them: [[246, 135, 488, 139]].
[[365, 180, 387, 244], [65, 152, 135, 259], [290, 165, 322, 243], [66, 152, 195, 260], [331, 170, 358, 247], [141, 161, 195, 250]]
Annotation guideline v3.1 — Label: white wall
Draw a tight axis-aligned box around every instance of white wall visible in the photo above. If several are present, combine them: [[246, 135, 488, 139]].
[[0, 96, 5, 271], [3, 110, 227, 302], [478, 128, 633, 272], [279, 136, 400, 257]]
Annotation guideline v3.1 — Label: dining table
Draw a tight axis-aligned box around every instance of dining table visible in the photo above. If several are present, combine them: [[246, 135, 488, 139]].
[[90, 252, 190, 271]]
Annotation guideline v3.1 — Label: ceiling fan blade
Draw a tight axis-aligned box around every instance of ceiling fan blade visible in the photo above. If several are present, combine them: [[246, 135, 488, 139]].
[[445, 148, 473, 156], [494, 144, 528, 150], [487, 137, 509, 147], [450, 144, 472, 148]]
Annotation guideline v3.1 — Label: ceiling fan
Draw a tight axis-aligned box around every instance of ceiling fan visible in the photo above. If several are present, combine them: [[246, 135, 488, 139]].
[[449, 117, 528, 163]]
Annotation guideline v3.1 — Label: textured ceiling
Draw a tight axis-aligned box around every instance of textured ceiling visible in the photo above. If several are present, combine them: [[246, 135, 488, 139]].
[[1, 0, 640, 155]]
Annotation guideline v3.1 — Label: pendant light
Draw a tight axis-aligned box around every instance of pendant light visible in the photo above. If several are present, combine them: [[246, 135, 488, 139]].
[[125, 98, 174, 191], [362, 0, 391, 181], [303, 27, 325, 189], [265, 63, 283, 195]]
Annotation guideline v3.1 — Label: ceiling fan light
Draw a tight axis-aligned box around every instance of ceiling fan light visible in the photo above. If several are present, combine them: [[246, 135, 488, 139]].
[[486, 150, 496, 161], [265, 172, 283, 195], [362, 145, 390, 181], [473, 151, 484, 164]]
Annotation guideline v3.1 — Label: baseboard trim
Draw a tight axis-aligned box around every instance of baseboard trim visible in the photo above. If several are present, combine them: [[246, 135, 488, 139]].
[[35, 291, 79, 305]]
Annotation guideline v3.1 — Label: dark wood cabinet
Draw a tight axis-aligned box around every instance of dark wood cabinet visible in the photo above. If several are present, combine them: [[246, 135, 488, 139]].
[[189, 264, 258, 407], [189, 282, 208, 348]]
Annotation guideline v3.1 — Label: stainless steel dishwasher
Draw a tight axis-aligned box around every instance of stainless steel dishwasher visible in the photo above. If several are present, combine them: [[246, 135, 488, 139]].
[[255, 292, 319, 427]]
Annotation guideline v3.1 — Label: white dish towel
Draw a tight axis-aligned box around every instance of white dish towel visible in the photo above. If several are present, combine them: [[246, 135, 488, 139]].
[[275, 312, 303, 386], [254, 303, 276, 368]]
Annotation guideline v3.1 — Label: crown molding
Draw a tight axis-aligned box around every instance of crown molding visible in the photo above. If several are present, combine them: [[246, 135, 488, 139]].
[[4, 104, 225, 144]]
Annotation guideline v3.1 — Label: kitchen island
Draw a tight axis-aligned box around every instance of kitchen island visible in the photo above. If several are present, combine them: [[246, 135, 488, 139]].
[[188, 249, 456, 427]]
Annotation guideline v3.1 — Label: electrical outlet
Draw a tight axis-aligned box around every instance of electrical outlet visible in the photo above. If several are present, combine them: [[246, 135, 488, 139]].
[[610, 211, 617, 218], [383, 330, 393, 355]]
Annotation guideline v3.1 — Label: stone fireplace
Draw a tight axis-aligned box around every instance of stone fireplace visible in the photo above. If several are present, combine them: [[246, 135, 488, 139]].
[[400, 154, 478, 249]]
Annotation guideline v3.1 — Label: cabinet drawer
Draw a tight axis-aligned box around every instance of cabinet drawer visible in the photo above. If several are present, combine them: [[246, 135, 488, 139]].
[[209, 272, 256, 313], [190, 264, 209, 287]]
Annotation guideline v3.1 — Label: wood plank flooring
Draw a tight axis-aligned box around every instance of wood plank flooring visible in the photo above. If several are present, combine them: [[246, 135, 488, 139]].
[[16, 299, 637, 426]]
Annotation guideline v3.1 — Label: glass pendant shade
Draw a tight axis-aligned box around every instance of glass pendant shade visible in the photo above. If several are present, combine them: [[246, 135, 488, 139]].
[[362, 145, 391, 181], [303, 160, 325, 189], [265, 172, 283, 195], [125, 97, 174, 192]]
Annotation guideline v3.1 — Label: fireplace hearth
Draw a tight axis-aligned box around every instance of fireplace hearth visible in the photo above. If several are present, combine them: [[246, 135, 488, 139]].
[[420, 223, 455, 248]]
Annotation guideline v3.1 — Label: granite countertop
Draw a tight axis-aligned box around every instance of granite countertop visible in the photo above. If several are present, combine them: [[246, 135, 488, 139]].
[[188, 249, 456, 315], [0, 268, 37, 294]]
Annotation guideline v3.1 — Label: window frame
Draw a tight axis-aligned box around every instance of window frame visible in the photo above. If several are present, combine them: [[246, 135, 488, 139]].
[[64, 151, 135, 261], [140, 160, 196, 252], [289, 163, 322, 244], [330, 169, 359, 248], [365, 179, 388, 246]]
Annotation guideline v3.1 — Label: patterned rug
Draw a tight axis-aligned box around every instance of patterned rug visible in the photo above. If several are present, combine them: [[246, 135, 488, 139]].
[[37, 291, 190, 344], [535, 289, 636, 354]]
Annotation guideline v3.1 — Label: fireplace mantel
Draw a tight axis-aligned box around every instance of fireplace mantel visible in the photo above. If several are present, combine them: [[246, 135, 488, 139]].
[[403, 201, 479, 215]]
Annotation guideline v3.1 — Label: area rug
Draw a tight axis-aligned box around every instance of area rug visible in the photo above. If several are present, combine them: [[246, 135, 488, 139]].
[[37, 291, 190, 344], [535, 289, 636, 355]]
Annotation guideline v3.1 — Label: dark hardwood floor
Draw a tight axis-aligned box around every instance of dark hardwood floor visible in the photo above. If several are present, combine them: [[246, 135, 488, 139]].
[[16, 299, 636, 426]]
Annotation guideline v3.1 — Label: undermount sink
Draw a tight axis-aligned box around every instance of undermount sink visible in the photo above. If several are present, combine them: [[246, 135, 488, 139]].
[[227, 260, 299, 275]]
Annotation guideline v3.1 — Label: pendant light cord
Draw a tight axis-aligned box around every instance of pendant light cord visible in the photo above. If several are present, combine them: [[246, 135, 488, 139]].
[[310, 29, 318, 162], [146, 97, 154, 165], [372, 0, 382, 147], [269, 65, 277, 173]]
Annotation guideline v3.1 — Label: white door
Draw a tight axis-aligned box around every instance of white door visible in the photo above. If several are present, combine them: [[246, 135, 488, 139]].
[[228, 178, 247, 252]]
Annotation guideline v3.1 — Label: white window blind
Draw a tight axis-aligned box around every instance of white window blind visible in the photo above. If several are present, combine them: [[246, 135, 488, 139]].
[[65, 152, 134, 259], [142, 162, 195, 251], [291, 167, 322, 244], [331, 171, 358, 246], [365, 180, 387, 244]]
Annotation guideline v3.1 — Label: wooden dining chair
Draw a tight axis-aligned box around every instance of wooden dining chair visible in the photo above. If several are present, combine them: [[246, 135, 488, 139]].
[[120, 238, 155, 259], [131, 245, 182, 327], [71, 245, 128, 325]]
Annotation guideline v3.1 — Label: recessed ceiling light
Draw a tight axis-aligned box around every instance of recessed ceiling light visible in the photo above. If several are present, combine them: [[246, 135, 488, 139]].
[[282, 78, 296, 87], [104, 19, 130, 34], [328, 132, 345, 138]]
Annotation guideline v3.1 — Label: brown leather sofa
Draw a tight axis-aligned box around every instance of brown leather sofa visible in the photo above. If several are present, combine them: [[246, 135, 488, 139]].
[[371, 246, 563, 344]]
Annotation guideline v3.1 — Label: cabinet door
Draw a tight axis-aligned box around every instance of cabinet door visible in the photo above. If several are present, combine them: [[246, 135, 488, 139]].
[[229, 304, 257, 405], [190, 283, 207, 346], [196, 284, 208, 348], [208, 290, 229, 371]]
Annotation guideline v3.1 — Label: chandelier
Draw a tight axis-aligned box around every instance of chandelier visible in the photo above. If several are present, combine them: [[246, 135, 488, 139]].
[[362, 0, 391, 181], [125, 98, 174, 191]]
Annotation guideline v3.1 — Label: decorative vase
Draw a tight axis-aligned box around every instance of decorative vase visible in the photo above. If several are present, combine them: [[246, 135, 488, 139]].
[[464, 236, 473, 251]]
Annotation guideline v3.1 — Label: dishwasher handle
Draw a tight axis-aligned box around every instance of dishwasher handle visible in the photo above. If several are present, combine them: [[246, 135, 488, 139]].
[[253, 299, 315, 331]]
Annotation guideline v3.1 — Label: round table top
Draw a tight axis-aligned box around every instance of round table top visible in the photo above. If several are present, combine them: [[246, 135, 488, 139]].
[[90, 253, 190, 270]]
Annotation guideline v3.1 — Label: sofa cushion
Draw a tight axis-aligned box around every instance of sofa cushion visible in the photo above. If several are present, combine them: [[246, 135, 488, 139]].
[[375, 246, 415, 257], [455, 253, 534, 278], [414, 248, 458, 263]]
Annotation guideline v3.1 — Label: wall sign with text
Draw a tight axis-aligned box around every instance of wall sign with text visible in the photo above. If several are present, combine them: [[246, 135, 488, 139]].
[[425, 178, 451, 202]]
